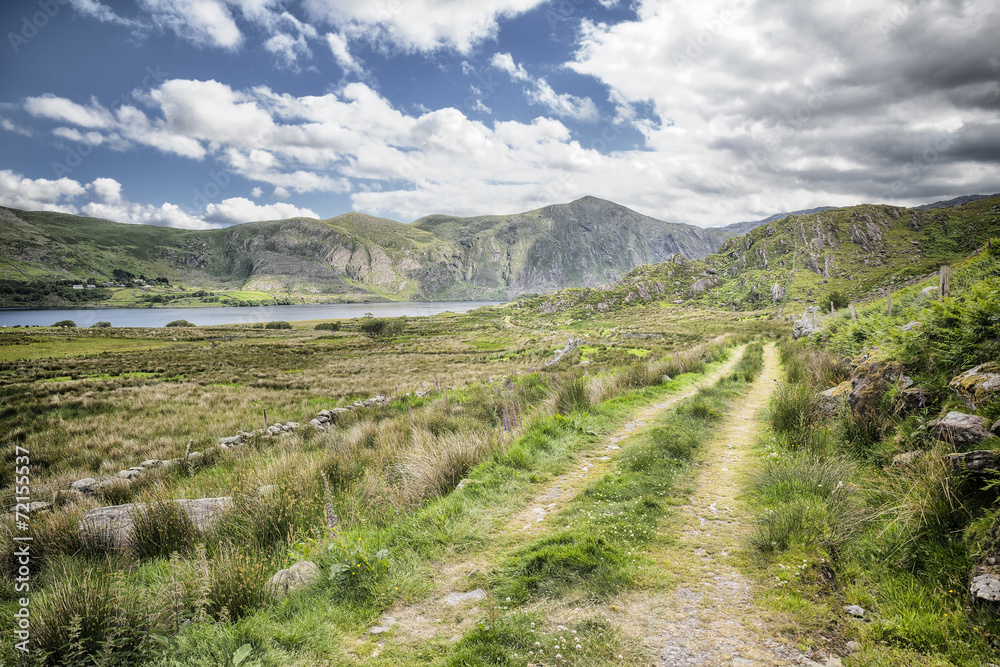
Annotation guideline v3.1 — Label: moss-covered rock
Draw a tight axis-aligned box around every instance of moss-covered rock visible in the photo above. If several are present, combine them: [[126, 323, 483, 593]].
[[949, 363, 1000, 411], [816, 380, 852, 416]]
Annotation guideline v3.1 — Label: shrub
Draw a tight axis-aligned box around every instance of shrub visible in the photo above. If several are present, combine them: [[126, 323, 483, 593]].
[[91, 321, 112, 328], [314, 321, 341, 331], [264, 321, 292, 329], [206, 546, 274, 620], [358, 317, 404, 340], [166, 320, 195, 327], [53, 319, 77, 328], [827, 290, 850, 310]]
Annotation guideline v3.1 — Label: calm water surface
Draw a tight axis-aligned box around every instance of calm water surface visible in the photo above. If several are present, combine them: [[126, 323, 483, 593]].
[[0, 301, 502, 328]]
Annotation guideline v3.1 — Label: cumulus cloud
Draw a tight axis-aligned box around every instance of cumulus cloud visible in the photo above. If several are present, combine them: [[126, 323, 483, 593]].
[[0, 170, 86, 213], [204, 196, 319, 223], [565, 0, 1000, 222], [303, 0, 547, 53], [491, 53, 598, 121]]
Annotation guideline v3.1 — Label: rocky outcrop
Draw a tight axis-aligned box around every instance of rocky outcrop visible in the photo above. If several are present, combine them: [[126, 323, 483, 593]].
[[792, 317, 820, 339], [816, 381, 851, 417], [931, 412, 997, 446], [944, 449, 1000, 476], [268, 560, 321, 599], [849, 359, 905, 415], [79, 497, 232, 549], [896, 386, 931, 413], [770, 283, 784, 303], [949, 363, 1000, 411]]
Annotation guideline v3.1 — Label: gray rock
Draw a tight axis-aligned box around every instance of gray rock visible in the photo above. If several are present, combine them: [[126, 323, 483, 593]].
[[930, 411, 996, 445], [139, 459, 163, 469], [917, 285, 939, 302], [317, 410, 331, 418], [26, 501, 52, 513], [844, 605, 866, 618], [891, 450, 922, 467], [445, 588, 487, 605], [79, 497, 232, 549], [770, 282, 785, 303], [369, 616, 397, 635], [950, 363, 1000, 411], [217, 435, 243, 446], [267, 425, 282, 435], [994, 420, 1000, 437], [187, 451, 204, 463], [71, 478, 97, 493], [944, 449, 1000, 476], [971, 574, 1000, 602], [900, 321, 922, 332], [816, 380, 851, 417], [268, 560, 321, 598], [55, 489, 84, 505], [845, 641, 861, 653], [118, 469, 141, 480], [897, 386, 931, 412], [792, 318, 819, 339]]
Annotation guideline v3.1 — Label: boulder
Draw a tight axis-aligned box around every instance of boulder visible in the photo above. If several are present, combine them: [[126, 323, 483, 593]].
[[268, 560, 321, 598], [217, 435, 243, 447], [770, 283, 784, 303], [971, 574, 1000, 603], [140, 459, 164, 469], [844, 605, 866, 618], [118, 469, 141, 480], [896, 386, 931, 412], [944, 449, 1000, 476], [900, 321, 922, 332], [792, 318, 819, 339], [849, 359, 905, 415], [917, 286, 939, 302], [950, 363, 1000, 411], [930, 412, 996, 445], [70, 478, 98, 494], [816, 380, 852, 417], [79, 497, 232, 549], [26, 501, 52, 513]]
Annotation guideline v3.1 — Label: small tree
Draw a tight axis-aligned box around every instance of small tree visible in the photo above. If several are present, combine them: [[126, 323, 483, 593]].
[[314, 322, 341, 331], [52, 320, 76, 328], [264, 321, 292, 329], [91, 321, 112, 328], [358, 317, 404, 341], [166, 319, 195, 327], [827, 290, 849, 310]]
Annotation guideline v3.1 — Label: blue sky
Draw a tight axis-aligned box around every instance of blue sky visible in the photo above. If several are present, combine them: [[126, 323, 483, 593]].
[[0, 0, 998, 229]]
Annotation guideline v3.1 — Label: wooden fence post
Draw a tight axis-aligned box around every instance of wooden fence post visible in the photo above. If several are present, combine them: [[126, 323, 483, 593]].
[[849, 304, 858, 321], [940, 265, 951, 299], [887, 291, 892, 317]]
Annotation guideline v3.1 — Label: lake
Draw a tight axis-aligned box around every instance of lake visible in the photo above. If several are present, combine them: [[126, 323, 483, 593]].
[[0, 301, 502, 328]]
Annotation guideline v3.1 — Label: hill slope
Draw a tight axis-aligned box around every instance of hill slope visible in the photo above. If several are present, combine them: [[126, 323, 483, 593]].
[[0, 197, 728, 305], [528, 195, 1000, 316]]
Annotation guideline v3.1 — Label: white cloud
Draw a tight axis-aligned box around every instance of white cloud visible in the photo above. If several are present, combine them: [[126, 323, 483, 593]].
[[303, 0, 547, 53], [263, 11, 318, 66], [204, 196, 318, 223], [250, 186, 263, 198], [68, 0, 142, 26], [491, 53, 599, 121], [89, 177, 123, 203], [325, 32, 364, 75], [1, 117, 34, 137], [138, 0, 242, 49], [0, 170, 85, 213], [25, 95, 113, 128]]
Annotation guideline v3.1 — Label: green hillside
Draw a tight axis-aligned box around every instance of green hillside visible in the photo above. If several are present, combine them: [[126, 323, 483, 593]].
[[528, 196, 1000, 317]]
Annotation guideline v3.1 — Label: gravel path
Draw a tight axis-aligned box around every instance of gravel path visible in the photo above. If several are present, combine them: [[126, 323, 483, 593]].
[[649, 343, 837, 667]]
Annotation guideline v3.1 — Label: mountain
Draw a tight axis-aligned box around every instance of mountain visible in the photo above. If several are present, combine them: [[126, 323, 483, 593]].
[[0, 197, 729, 306], [707, 206, 839, 236], [915, 193, 1000, 210], [528, 195, 1000, 316]]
